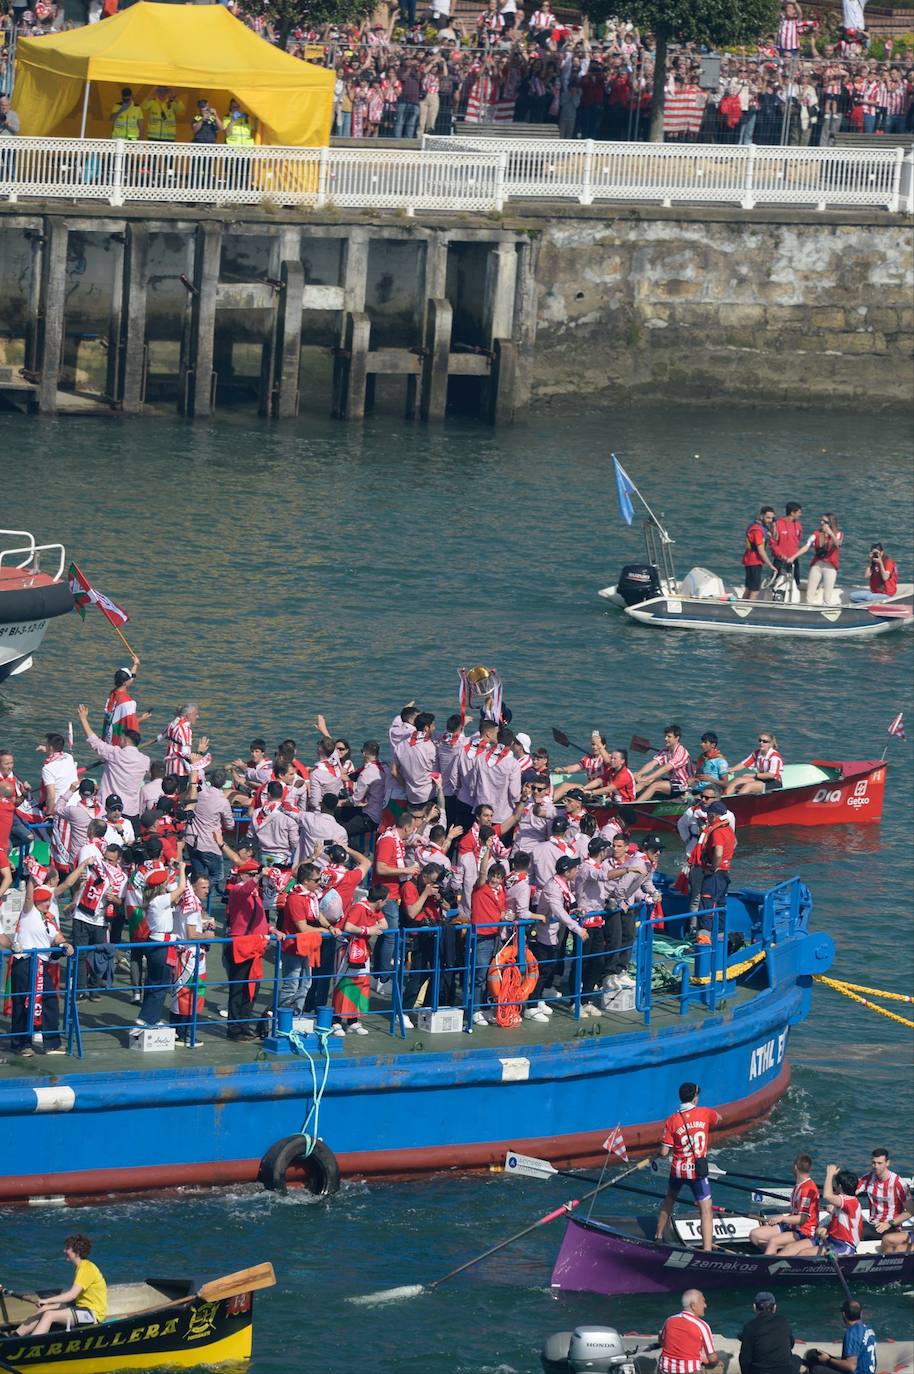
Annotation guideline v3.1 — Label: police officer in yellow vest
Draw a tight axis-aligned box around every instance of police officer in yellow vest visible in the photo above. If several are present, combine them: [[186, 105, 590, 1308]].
[[141, 87, 185, 142], [224, 99, 256, 145], [110, 88, 143, 140]]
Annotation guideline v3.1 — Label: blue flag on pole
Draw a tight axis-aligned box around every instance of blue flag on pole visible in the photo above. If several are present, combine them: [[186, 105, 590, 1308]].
[[612, 454, 638, 526]]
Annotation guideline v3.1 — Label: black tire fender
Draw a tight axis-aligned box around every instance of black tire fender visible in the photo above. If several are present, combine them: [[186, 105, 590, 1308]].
[[257, 1135, 341, 1197]]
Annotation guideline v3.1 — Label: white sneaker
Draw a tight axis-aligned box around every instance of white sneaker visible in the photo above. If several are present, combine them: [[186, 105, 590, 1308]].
[[218, 1008, 229, 1019], [131, 992, 142, 1005], [472, 1011, 487, 1026], [374, 981, 391, 999], [181, 1038, 203, 1048], [587, 1003, 603, 1018], [603, 974, 620, 991], [399, 1014, 414, 1030], [536, 999, 554, 1017], [618, 973, 635, 988], [544, 986, 563, 1000], [331, 1023, 345, 1037], [347, 1022, 369, 1036], [524, 1009, 549, 1023]]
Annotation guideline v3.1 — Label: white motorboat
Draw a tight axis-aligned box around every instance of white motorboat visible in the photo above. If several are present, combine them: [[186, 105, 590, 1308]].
[[0, 529, 73, 680], [601, 459, 913, 638]]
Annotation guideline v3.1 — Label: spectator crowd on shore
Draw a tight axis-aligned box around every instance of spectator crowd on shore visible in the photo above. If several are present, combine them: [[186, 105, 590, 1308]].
[[2, 0, 912, 145]]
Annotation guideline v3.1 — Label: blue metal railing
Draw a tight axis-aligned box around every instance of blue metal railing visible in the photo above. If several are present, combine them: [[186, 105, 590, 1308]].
[[2, 880, 803, 1056]]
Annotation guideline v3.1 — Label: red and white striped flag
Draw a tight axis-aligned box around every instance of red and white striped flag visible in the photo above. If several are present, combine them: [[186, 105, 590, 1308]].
[[68, 562, 130, 630], [888, 712, 906, 740], [602, 1125, 628, 1161]]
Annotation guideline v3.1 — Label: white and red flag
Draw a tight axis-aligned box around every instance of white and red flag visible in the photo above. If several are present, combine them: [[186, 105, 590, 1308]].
[[888, 712, 906, 741], [602, 1125, 628, 1161], [68, 562, 130, 630]]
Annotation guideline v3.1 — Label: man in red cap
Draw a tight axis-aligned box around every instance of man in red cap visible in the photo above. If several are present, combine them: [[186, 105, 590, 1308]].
[[224, 860, 275, 1039]]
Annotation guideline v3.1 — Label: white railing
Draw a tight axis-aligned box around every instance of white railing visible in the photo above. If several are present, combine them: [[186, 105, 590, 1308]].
[[0, 136, 909, 213]]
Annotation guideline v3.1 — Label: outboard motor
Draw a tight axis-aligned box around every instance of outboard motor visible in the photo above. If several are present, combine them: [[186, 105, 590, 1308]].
[[542, 1326, 632, 1374], [616, 564, 662, 607]]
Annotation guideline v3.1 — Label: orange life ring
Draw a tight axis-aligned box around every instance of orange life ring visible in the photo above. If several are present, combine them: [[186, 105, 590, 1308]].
[[487, 937, 539, 1028]]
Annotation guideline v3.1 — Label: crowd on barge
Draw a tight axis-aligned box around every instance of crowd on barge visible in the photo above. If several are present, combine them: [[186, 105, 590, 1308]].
[[0, 665, 776, 1051], [2, 0, 912, 145]]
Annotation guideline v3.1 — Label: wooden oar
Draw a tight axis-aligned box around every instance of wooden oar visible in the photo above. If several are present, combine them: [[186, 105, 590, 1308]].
[[196, 1263, 275, 1304], [551, 726, 593, 756], [351, 1157, 652, 1304]]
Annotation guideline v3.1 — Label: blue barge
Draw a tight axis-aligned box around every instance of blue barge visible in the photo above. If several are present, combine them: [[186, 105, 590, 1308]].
[[0, 879, 833, 1204]]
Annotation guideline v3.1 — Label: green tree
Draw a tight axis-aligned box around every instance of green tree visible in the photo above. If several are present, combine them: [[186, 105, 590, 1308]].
[[238, 0, 374, 51], [583, 0, 781, 140]]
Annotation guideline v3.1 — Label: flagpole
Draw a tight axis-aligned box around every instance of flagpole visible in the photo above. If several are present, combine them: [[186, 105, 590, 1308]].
[[110, 621, 138, 660], [611, 454, 674, 543]]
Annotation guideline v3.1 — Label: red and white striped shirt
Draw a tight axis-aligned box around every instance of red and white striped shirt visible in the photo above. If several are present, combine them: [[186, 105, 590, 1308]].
[[661, 1104, 722, 1179], [777, 16, 799, 48], [861, 80, 883, 115], [738, 746, 783, 781], [659, 1311, 716, 1374], [163, 716, 193, 776], [529, 7, 555, 26], [828, 1193, 863, 1249], [579, 753, 606, 782], [857, 1170, 907, 1226], [653, 742, 693, 789], [884, 84, 906, 116]]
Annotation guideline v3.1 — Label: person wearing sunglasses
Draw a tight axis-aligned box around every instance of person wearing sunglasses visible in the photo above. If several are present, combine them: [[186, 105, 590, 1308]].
[[725, 733, 784, 796]]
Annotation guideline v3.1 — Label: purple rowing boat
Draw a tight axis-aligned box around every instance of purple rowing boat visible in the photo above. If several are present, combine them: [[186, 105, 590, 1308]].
[[550, 1216, 914, 1297]]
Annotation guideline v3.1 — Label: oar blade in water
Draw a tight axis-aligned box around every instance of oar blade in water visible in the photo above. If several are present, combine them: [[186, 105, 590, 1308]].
[[348, 1283, 425, 1306]]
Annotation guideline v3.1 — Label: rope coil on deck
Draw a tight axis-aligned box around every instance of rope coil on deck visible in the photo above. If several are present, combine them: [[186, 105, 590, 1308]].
[[814, 975, 914, 1029], [692, 950, 766, 986]]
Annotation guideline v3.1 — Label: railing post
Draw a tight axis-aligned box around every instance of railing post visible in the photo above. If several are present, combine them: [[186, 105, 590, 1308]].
[[26, 951, 38, 1043], [581, 138, 594, 206], [572, 934, 583, 1018], [189, 943, 201, 1048], [888, 145, 903, 214], [316, 144, 329, 209], [741, 143, 756, 210], [465, 926, 476, 1029], [902, 150, 914, 217], [111, 138, 126, 208], [494, 149, 507, 213]]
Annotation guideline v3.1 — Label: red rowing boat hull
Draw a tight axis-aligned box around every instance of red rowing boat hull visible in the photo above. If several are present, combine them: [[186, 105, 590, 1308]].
[[596, 760, 887, 832]]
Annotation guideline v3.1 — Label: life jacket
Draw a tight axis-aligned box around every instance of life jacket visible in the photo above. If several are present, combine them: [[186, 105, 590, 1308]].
[[111, 102, 142, 140], [225, 114, 255, 145]]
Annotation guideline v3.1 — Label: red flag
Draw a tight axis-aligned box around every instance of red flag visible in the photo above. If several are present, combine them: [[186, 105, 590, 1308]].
[[602, 1125, 628, 1161], [888, 712, 906, 740], [67, 562, 129, 629]]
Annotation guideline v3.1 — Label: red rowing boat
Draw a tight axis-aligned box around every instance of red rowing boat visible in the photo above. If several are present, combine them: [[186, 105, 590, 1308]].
[[593, 759, 887, 832]]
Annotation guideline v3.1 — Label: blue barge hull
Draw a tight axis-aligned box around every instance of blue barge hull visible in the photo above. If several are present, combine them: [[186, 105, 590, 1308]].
[[0, 884, 833, 1203]]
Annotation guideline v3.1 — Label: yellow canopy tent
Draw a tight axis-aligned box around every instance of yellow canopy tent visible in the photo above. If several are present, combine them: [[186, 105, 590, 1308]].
[[12, 1, 334, 145]]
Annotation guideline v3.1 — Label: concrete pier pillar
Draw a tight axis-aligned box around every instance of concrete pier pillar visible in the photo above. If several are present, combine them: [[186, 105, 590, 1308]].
[[36, 218, 69, 415], [420, 297, 452, 422], [332, 311, 370, 420], [341, 228, 369, 315], [488, 338, 516, 425], [262, 258, 304, 418], [484, 242, 517, 347], [179, 221, 222, 417], [106, 223, 149, 413]]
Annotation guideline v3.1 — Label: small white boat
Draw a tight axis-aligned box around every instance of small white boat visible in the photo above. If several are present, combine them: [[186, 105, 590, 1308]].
[[0, 529, 72, 681], [601, 459, 913, 639]]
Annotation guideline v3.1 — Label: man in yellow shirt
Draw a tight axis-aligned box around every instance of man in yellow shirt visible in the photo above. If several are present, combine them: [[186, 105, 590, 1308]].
[[141, 86, 185, 142], [12, 1234, 107, 1334], [110, 87, 142, 140]]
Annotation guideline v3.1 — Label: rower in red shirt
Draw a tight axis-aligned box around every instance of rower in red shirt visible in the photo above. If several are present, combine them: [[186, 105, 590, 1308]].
[[749, 1152, 820, 1254], [780, 1164, 863, 1257], [655, 1081, 723, 1252], [695, 800, 736, 939]]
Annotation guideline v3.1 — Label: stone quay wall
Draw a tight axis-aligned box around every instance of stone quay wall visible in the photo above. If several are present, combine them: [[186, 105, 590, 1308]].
[[525, 206, 913, 412]]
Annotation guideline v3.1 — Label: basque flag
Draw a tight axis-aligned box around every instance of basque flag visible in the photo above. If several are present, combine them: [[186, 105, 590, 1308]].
[[612, 454, 638, 527], [888, 712, 906, 741], [68, 562, 130, 630], [602, 1124, 628, 1161]]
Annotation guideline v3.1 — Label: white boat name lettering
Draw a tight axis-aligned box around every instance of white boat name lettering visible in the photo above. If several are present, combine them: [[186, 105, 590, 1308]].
[[749, 1031, 787, 1080], [813, 788, 843, 805], [847, 797, 871, 809]]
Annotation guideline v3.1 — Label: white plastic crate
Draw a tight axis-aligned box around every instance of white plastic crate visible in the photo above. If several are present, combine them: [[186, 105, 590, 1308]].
[[129, 1026, 176, 1053], [416, 1007, 464, 1034], [292, 1016, 315, 1034], [602, 986, 636, 1013]]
